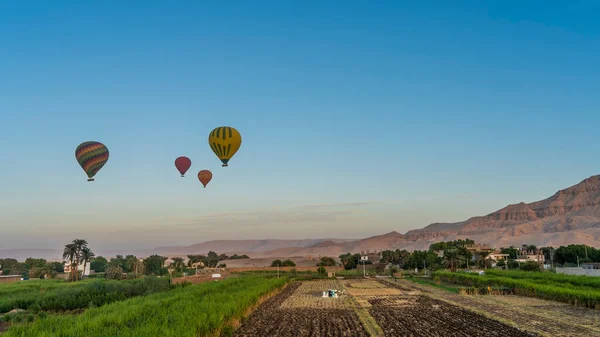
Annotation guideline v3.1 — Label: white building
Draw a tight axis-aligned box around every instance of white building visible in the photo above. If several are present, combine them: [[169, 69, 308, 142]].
[[64, 262, 91, 276]]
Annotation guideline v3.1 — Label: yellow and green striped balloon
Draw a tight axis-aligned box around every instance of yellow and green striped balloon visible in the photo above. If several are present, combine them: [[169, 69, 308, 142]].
[[208, 126, 241, 167], [75, 141, 109, 181]]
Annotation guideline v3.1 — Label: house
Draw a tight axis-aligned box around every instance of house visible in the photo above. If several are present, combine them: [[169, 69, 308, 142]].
[[465, 244, 493, 254], [487, 250, 509, 262], [515, 248, 545, 264], [486, 251, 510, 268], [360, 250, 381, 263], [191, 261, 205, 269], [64, 262, 91, 276]]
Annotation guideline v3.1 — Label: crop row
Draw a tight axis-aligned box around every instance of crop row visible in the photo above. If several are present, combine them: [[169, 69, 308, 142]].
[[3, 276, 288, 337], [485, 270, 600, 289], [0, 279, 93, 297], [0, 277, 176, 314], [434, 271, 600, 309]]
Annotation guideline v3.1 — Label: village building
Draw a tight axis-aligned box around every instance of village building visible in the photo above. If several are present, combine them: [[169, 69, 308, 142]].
[[515, 248, 545, 264], [360, 250, 381, 263], [64, 262, 91, 276]]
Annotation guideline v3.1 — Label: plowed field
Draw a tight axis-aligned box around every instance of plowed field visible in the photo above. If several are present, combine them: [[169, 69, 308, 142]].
[[233, 279, 537, 337]]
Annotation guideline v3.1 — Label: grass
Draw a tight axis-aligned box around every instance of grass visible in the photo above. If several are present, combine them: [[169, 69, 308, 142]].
[[0, 277, 176, 314], [403, 277, 460, 294], [434, 270, 600, 309], [485, 270, 600, 289], [3, 276, 288, 337]]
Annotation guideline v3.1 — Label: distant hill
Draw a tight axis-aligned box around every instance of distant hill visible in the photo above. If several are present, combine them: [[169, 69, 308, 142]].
[[141, 238, 356, 258], [5, 175, 600, 261], [0, 249, 63, 261], [244, 175, 600, 257]]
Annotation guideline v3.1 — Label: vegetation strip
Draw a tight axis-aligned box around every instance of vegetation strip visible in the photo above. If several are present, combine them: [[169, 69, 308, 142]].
[[434, 271, 600, 309], [3, 277, 287, 337], [0, 277, 176, 315]]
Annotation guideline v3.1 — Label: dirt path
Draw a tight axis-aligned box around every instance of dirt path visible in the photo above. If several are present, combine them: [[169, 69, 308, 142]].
[[385, 279, 600, 337]]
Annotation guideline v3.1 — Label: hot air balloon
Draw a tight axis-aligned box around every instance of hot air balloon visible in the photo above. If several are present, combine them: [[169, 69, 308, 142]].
[[198, 170, 212, 188], [175, 156, 192, 177], [75, 141, 109, 182], [208, 126, 241, 167]]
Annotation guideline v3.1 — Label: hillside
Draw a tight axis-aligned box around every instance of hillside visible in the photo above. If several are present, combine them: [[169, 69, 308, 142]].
[[4, 175, 599, 261]]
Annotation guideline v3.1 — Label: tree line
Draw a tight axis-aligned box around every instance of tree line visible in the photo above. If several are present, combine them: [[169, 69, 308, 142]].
[[1, 239, 249, 280], [336, 239, 600, 273]]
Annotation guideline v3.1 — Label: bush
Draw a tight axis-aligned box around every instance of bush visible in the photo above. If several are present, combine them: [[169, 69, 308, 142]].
[[507, 259, 519, 270], [344, 260, 356, 270], [433, 276, 441, 285], [317, 267, 326, 275], [520, 261, 540, 272], [281, 260, 296, 267]]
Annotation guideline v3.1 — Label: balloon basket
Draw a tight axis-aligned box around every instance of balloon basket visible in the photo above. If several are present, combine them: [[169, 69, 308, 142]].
[[87, 178, 95, 182]]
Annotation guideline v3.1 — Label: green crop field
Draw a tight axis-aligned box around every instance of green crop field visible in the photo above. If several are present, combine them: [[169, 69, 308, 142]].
[[3, 276, 288, 337], [0, 277, 176, 315], [434, 270, 600, 309]]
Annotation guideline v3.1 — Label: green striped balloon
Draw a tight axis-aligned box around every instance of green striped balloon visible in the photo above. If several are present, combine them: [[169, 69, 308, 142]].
[[75, 141, 109, 181]]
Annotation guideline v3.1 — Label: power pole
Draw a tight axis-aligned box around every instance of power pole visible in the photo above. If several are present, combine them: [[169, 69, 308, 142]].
[[362, 260, 366, 278], [277, 262, 280, 279]]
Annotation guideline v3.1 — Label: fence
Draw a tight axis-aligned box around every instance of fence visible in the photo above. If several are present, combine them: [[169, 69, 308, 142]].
[[555, 267, 600, 277]]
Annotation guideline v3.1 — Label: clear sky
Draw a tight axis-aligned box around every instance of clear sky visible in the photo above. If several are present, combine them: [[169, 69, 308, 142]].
[[1, 1, 599, 251]]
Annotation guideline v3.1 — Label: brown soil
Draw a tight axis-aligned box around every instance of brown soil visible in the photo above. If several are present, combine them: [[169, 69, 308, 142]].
[[388, 279, 600, 337], [233, 282, 369, 337], [368, 294, 535, 337]]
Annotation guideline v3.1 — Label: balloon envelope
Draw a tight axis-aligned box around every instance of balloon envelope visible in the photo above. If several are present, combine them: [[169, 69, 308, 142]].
[[175, 157, 192, 177], [208, 126, 241, 167], [198, 170, 212, 188], [75, 141, 109, 181]]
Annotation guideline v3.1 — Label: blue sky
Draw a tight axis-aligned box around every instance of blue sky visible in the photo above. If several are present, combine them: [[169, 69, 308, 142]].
[[1, 1, 599, 251]]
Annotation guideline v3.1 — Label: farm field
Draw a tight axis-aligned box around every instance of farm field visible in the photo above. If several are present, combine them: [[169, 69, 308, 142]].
[[394, 278, 600, 337], [234, 278, 535, 337], [2, 277, 287, 337], [0, 277, 174, 315], [434, 270, 600, 309], [234, 281, 370, 337]]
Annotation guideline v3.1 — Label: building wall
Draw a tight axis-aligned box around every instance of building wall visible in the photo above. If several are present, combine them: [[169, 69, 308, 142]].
[[555, 267, 600, 277], [0, 276, 22, 283], [226, 266, 342, 273]]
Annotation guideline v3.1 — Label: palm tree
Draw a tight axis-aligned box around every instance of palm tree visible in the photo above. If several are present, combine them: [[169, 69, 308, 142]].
[[63, 244, 78, 281], [476, 251, 491, 270], [81, 247, 95, 278], [125, 255, 144, 277], [442, 249, 465, 272], [170, 257, 185, 273], [105, 259, 124, 280], [71, 239, 88, 281]]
